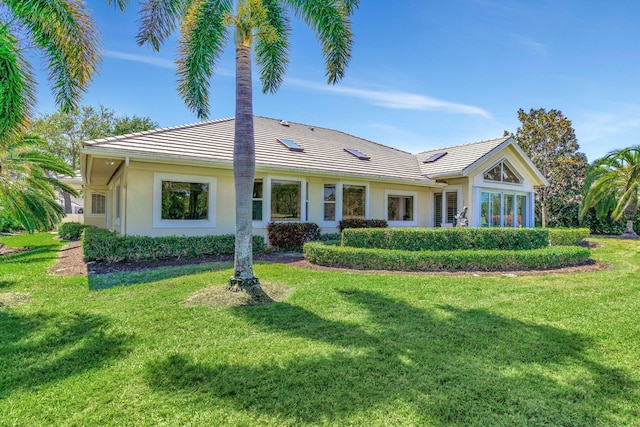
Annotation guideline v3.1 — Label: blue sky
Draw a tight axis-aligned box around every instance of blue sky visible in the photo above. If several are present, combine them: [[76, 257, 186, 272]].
[[33, 0, 640, 162]]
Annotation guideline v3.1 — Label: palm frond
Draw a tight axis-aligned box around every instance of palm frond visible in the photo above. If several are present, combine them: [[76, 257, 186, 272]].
[[177, 0, 232, 119], [0, 25, 35, 141], [5, 0, 100, 112], [137, 0, 191, 50], [254, 0, 291, 94], [107, 0, 129, 11], [285, 0, 354, 84]]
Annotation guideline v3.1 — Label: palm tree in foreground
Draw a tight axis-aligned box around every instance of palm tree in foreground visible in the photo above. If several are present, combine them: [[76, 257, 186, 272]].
[[581, 146, 640, 238], [111, 0, 358, 295], [0, 0, 100, 141], [0, 135, 78, 232], [1, 0, 100, 229]]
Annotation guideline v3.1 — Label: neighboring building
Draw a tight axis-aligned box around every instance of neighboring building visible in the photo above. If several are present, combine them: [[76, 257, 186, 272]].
[[80, 116, 548, 237]]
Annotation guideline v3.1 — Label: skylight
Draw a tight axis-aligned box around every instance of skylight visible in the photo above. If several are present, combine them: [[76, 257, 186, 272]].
[[423, 152, 447, 163], [344, 148, 370, 160], [277, 138, 304, 152]]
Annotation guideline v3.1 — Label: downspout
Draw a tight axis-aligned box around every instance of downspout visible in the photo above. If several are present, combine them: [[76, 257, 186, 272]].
[[123, 156, 129, 235]]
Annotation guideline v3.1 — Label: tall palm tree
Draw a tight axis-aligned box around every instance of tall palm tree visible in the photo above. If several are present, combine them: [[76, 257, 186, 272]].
[[581, 146, 640, 237], [0, 135, 78, 232], [0, 0, 100, 141], [112, 0, 358, 294]]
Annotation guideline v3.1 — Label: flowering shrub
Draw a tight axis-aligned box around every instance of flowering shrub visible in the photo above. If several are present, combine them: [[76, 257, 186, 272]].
[[337, 218, 387, 232], [267, 222, 321, 251]]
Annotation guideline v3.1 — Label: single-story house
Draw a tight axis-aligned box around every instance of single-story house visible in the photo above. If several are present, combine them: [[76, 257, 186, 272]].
[[80, 116, 548, 238]]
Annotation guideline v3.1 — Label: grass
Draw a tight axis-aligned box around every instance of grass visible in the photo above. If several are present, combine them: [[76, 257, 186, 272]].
[[1, 233, 639, 426]]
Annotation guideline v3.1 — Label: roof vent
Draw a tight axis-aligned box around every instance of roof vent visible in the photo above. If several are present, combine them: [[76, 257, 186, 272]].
[[344, 148, 370, 160], [423, 151, 447, 163], [279, 120, 290, 127], [277, 138, 304, 152]]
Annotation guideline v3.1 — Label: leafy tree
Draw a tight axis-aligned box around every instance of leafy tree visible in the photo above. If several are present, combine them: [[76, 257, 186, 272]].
[[0, 0, 100, 141], [580, 146, 640, 238], [30, 105, 159, 170], [0, 135, 78, 232], [510, 108, 588, 227], [111, 0, 358, 295]]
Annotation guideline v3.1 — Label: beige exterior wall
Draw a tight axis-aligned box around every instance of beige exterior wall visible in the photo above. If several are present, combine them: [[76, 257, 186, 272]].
[[86, 142, 542, 237]]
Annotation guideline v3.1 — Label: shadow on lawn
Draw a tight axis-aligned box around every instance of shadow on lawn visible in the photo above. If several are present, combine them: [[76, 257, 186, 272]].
[[145, 290, 637, 425], [0, 311, 132, 398], [88, 262, 233, 290]]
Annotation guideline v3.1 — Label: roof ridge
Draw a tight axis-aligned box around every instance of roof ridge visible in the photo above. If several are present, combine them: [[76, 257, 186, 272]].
[[84, 117, 235, 146], [416, 135, 510, 155], [254, 115, 415, 156]]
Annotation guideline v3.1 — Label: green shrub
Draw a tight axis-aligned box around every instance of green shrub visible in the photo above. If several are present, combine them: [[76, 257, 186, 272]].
[[83, 228, 265, 263], [547, 228, 590, 246], [338, 218, 387, 232], [303, 242, 591, 272], [342, 227, 550, 251], [57, 222, 85, 240], [267, 222, 321, 251]]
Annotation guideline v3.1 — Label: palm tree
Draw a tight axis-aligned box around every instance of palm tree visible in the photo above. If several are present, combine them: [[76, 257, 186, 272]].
[[112, 0, 358, 294], [581, 146, 640, 238], [1, 0, 100, 230], [0, 0, 100, 141], [0, 135, 78, 232]]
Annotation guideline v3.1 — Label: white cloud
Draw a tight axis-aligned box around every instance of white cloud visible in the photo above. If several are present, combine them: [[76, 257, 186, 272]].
[[105, 50, 176, 69], [286, 78, 492, 118], [104, 50, 234, 76]]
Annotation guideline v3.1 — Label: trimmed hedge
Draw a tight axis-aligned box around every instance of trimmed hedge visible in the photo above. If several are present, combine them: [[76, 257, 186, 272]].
[[338, 218, 387, 232], [548, 228, 590, 246], [83, 228, 265, 263], [267, 222, 321, 251], [342, 227, 550, 251], [58, 222, 85, 240], [303, 242, 591, 272]]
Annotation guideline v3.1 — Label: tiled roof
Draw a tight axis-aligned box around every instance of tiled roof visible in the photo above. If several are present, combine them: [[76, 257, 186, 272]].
[[416, 136, 510, 179], [84, 116, 428, 183]]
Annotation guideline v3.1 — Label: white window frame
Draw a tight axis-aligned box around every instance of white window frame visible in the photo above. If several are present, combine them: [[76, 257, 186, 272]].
[[90, 192, 106, 216], [252, 179, 265, 227], [322, 183, 338, 227], [153, 172, 216, 229], [339, 182, 370, 221], [434, 185, 462, 227], [264, 176, 307, 223], [384, 189, 418, 227]]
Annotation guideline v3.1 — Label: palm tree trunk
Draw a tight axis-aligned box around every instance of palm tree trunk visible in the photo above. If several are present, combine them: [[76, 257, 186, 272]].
[[622, 201, 638, 238], [227, 43, 264, 295]]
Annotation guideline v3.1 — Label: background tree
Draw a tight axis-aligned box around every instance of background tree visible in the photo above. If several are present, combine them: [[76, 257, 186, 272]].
[[30, 105, 159, 170], [112, 0, 358, 295], [510, 108, 588, 227], [0, 135, 78, 232], [580, 146, 640, 238]]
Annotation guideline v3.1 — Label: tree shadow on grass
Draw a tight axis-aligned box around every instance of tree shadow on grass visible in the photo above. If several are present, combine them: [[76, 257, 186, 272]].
[[145, 289, 637, 425], [0, 311, 132, 398], [88, 262, 233, 290]]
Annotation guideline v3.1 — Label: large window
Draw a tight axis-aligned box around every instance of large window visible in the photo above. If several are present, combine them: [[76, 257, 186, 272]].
[[252, 180, 263, 221], [342, 185, 366, 219], [161, 181, 209, 220], [446, 192, 458, 223], [387, 194, 414, 222], [481, 191, 528, 227], [153, 173, 216, 228], [324, 184, 336, 221], [271, 180, 301, 221], [91, 193, 106, 215]]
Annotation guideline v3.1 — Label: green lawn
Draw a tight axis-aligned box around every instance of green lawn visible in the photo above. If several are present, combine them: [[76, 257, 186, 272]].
[[1, 233, 639, 426]]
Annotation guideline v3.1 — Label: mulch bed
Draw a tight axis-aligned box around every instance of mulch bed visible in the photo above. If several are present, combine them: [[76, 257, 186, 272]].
[[46, 241, 612, 278]]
